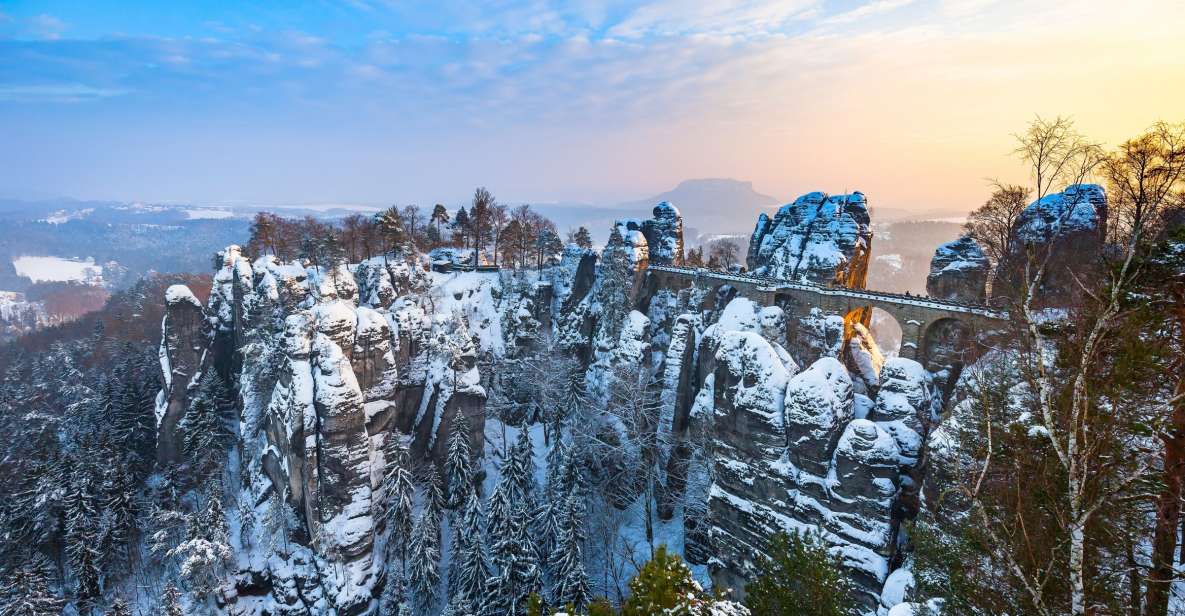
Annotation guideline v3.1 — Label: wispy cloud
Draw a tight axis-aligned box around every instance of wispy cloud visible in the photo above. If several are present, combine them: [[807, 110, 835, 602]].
[[28, 14, 67, 40], [0, 83, 126, 103], [823, 0, 919, 25]]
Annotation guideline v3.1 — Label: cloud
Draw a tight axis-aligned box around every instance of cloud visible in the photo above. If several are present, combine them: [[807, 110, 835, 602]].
[[606, 0, 819, 39], [0, 83, 127, 103], [822, 0, 919, 25], [29, 14, 67, 40]]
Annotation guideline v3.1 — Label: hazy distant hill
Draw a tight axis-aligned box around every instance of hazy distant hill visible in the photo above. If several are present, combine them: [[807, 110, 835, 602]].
[[619, 178, 780, 236]]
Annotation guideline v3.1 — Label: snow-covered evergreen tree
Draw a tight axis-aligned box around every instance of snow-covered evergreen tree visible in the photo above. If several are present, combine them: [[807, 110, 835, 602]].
[[450, 490, 489, 612], [406, 500, 442, 612], [169, 491, 232, 597], [107, 596, 133, 616], [64, 474, 102, 611], [551, 493, 591, 610], [180, 371, 234, 483], [484, 502, 542, 616], [161, 581, 183, 616], [0, 553, 65, 616], [445, 413, 474, 508]]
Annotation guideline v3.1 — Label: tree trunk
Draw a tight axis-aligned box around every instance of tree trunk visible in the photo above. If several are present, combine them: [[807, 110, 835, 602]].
[[1148, 303, 1185, 615]]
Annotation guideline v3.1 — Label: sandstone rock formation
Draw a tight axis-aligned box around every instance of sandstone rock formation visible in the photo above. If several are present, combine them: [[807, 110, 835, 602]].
[[926, 235, 989, 304], [159, 248, 499, 613], [616, 201, 687, 269], [640, 201, 685, 266], [748, 191, 873, 287], [156, 284, 207, 464], [996, 183, 1107, 306]]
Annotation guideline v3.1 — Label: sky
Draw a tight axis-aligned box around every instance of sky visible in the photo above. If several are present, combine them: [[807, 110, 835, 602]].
[[1, 0, 1183, 214]]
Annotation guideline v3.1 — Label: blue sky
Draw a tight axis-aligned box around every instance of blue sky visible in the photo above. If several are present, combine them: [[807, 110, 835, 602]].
[[1, 1, 1182, 210]]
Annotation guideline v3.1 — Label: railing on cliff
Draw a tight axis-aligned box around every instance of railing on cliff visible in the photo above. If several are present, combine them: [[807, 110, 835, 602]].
[[648, 265, 1008, 319]]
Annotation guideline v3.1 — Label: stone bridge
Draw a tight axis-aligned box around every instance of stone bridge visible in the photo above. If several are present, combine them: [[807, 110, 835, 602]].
[[646, 265, 1008, 369]]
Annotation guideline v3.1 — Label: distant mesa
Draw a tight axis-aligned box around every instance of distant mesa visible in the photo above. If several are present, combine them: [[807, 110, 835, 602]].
[[620, 178, 780, 236]]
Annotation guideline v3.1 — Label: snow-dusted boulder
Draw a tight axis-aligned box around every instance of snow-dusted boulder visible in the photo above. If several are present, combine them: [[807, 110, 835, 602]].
[[926, 235, 989, 304], [784, 357, 853, 477], [748, 191, 873, 287]]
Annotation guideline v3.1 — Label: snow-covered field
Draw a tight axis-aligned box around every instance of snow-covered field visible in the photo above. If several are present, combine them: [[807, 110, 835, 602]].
[[12, 255, 103, 283], [184, 208, 236, 219]]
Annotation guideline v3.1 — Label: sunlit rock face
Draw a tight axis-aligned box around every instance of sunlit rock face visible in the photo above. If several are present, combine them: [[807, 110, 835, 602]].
[[996, 183, 1107, 306], [747, 191, 873, 287], [926, 235, 989, 304]]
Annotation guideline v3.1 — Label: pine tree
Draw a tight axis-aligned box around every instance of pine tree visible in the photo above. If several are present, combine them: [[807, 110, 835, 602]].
[[453, 207, 471, 252], [0, 553, 65, 616], [485, 502, 543, 616], [161, 581, 183, 616], [97, 463, 139, 569], [532, 497, 562, 574], [382, 443, 416, 574], [407, 504, 442, 612], [180, 371, 234, 482], [570, 226, 593, 250], [106, 597, 133, 616], [508, 429, 537, 510], [379, 574, 408, 616], [445, 413, 474, 508], [551, 494, 591, 610], [64, 474, 102, 611], [621, 546, 730, 616], [169, 490, 232, 597], [744, 531, 855, 616], [485, 473, 514, 548], [375, 206, 406, 255], [544, 436, 568, 500], [451, 491, 490, 611]]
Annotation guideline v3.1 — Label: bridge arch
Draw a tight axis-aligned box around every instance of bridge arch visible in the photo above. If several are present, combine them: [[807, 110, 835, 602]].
[[868, 307, 903, 357]]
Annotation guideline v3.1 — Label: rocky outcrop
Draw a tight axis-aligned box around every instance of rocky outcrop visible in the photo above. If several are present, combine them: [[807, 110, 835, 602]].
[[696, 296, 929, 608], [926, 235, 989, 304], [157, 284, 207, 464], [996, 183, 1107, 306], [705, 331, 794, 594], [748, 191, 873, 287], [616, 201, 687, 269], [164, 247, 506, 613], [640, 201, 685, 266]]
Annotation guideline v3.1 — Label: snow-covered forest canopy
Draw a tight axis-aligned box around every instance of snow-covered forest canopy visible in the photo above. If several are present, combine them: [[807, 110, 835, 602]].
[[1, 118, 1184, 616]]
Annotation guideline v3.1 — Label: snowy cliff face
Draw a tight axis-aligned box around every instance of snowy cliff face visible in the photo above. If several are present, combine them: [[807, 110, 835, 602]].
[[158, 246, 547, 614], [642, 285, 935, 610], [157, 284, 208, 464], [926, 235, 989, 304], [696, 327, 933, 608], [997, 183, 1107, 306], [747, 191, 873, 287]]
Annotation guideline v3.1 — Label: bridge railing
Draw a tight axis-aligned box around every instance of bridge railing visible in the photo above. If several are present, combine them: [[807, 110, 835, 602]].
[[648, 265, 1007, 319]]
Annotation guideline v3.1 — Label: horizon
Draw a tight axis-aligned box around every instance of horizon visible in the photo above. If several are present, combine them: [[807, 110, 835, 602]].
[[2, 1, 1183, 214]]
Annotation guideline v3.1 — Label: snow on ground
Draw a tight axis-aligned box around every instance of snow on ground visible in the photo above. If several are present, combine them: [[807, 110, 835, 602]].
[[12, 255, 103, 283], [184, 208, 236, 219], [40, 207, 93, 224]]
